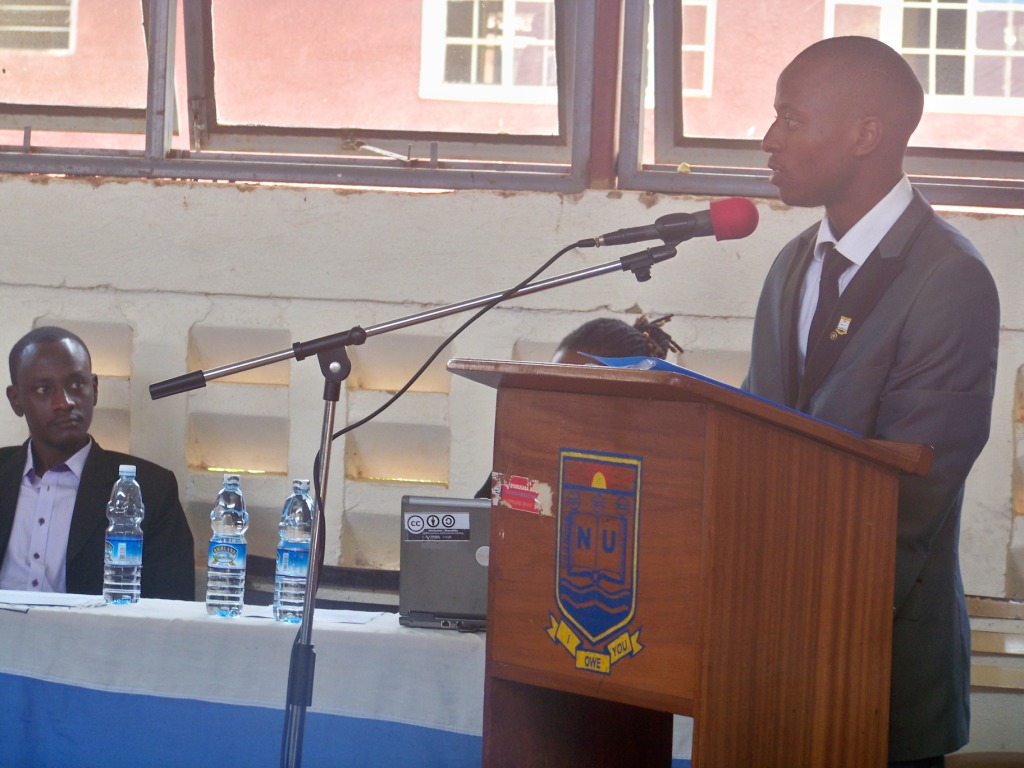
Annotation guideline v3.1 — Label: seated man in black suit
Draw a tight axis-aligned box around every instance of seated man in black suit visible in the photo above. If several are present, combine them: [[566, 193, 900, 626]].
[[0, 326, 195, 600]]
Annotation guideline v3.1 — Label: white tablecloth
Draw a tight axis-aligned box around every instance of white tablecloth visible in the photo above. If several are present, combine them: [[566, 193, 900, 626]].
[[0, 594, 485, 767], [0, 591, 692, 767]]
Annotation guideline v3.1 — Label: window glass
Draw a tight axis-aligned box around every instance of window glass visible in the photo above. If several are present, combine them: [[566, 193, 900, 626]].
[[656, 0, 1024, 155], [208, 0, 559, 137], [0, 0, 145, 109], [676, 0, 746, 141], [0, 0, 175, 151], [1, 0, 587, 191]]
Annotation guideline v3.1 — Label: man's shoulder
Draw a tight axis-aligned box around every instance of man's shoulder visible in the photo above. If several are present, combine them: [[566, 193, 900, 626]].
[[0, 444, 25, 468], [917, 211, 984, 260], [898, 188, 985, 265], [901, 212, 995, 299]]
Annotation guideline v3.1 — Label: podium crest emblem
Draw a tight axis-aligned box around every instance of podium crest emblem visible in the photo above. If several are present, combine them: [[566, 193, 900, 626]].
[[546, 449, 644, 675]]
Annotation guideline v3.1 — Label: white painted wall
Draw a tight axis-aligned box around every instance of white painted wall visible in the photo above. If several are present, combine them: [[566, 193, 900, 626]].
[[0, 174, 1020, 605]]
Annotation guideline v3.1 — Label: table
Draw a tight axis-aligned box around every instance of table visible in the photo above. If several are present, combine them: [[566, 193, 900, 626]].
[[0, 593, 486, 768], [0, 592, 693, 767]]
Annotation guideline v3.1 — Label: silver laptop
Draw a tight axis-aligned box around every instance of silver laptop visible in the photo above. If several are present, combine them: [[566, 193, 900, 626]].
[[399, 495, 490, 631]]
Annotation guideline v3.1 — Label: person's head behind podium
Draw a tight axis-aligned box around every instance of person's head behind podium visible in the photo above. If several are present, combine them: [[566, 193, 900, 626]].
[[6, 326, 97, 474], [550, 315, 682, 366]]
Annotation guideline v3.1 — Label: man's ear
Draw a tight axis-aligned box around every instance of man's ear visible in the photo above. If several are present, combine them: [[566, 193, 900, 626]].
[[853, 115, 883, 157], [92, 374, 99, 406], [6, 385, 24, 418]]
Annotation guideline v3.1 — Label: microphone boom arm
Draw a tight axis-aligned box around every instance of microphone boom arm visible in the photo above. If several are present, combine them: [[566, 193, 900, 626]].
[[148, 243, 678, 399]]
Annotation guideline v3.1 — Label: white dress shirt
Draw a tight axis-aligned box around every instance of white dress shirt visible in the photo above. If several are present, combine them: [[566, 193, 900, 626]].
[[0, 440, 93, 592]]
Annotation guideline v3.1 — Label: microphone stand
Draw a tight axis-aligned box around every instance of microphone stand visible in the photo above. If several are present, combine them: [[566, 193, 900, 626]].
[[148, 241, 678, 768]]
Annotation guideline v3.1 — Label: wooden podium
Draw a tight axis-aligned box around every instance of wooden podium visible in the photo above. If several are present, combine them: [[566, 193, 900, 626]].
[[449, 359, 932, 768]]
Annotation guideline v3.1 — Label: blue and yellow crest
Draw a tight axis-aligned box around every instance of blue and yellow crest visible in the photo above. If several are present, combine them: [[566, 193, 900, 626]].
[[547, 449, 643, 675]]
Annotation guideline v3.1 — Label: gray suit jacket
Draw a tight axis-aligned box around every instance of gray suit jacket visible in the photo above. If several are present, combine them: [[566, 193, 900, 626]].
[[743, 190, 999, 760], [0, 440, 195, 601]]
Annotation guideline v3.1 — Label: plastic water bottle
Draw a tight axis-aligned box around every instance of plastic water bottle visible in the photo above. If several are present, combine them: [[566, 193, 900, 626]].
[[273, 479, 314, 623], [103, 465, 144, 604], [205, 474, 249, 617]]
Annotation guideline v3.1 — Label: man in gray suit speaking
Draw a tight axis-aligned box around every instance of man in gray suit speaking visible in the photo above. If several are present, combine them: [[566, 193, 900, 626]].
[[743, 37, 999, 766]]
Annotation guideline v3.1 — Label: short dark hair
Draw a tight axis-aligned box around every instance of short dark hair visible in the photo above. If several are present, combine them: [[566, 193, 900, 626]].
[[556, 315, 681, 360], [9, 326, 92, 384]]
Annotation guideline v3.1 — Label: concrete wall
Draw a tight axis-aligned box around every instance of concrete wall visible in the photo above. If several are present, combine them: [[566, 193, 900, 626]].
[[1, 173, 1021, 604]]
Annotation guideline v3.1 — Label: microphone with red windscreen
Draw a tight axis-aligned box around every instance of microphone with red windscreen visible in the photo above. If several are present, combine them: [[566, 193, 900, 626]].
[[582, 197, 759, 248]]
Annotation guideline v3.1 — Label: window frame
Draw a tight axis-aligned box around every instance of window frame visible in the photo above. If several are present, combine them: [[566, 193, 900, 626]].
[[0, 0, 596, 193], [179, 0, 591, 191], [618, 0, 1024, 208], [618, 1, 776, 199], [0, 0, 1021, 206]]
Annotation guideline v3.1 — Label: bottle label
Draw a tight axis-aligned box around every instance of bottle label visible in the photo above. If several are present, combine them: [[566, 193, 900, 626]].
[[105, 536, 143, 566], [276, 545, 310, 577], [208, 540, 246, 569]]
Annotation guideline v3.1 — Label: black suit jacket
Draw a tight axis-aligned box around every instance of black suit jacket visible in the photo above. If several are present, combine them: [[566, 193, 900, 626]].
[[743, 190, 1000, 760], [0, 440, 195, 600]]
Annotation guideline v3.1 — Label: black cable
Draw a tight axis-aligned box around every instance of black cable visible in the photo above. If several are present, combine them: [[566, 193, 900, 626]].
[[309, 238, 588, 571]]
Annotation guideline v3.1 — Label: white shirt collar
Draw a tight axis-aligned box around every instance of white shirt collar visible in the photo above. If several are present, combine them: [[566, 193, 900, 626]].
[[814, 175, 914, 267]]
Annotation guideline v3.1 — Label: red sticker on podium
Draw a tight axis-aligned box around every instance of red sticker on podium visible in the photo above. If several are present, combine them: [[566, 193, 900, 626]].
[[488, 472, 552, 517]]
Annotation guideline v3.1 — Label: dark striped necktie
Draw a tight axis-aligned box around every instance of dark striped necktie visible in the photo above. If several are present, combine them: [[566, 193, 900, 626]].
[[808, 243, 851, 351]]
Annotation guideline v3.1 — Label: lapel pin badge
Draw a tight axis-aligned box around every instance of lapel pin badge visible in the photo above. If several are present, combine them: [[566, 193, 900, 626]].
[[831, 316, 852, 339]]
